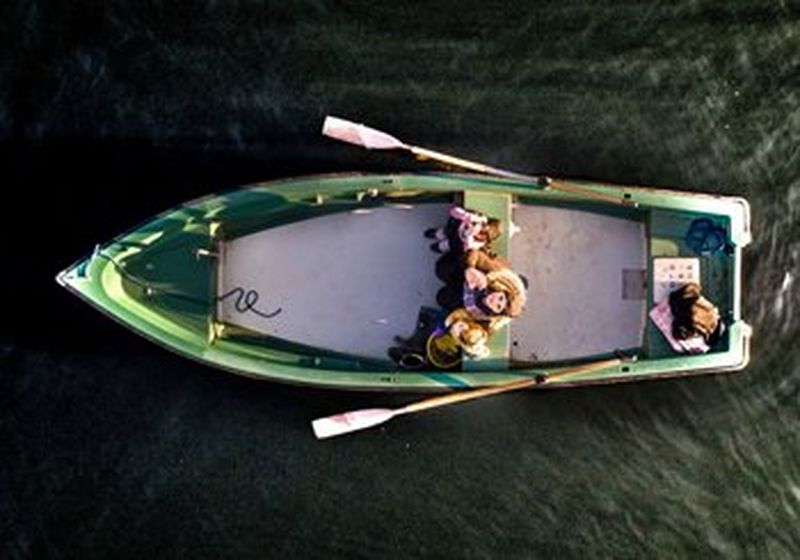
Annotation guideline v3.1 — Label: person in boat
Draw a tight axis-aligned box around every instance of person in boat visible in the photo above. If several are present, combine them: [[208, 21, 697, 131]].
[[669, 282, 723, 347], [388, 306, 490, 368], [442, 308, 491, 358], [436, 248, 527, 331], [424, 307, 493, 368], [425, 205, 503, 255]]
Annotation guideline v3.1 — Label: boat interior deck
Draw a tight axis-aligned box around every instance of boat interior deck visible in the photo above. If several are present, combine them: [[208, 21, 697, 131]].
[[217, 204, 447, 360], [508, 204, 647, 362], [216, 192, 650, 368]]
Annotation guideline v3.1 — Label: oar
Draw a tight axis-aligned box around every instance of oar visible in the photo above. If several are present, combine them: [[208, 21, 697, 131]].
[[322, 116, 626, 205], [323, 115, 534, 181], [311, 357, 621, 439]]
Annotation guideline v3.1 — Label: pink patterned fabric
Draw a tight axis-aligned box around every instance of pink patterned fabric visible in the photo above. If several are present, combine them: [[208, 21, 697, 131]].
[[649, 297, 710, 354], [449, 206, 490, 251]]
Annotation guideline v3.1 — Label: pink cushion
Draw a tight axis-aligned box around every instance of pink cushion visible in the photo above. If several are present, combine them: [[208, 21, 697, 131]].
[[649, 297, 710, 354]]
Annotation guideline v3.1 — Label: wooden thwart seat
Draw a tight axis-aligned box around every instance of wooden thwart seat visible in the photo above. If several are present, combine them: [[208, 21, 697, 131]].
[[461, 190, 513, 370]]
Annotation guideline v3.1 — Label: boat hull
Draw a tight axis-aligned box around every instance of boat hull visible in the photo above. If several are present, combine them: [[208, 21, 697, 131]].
[[57, 173, 752, 391]]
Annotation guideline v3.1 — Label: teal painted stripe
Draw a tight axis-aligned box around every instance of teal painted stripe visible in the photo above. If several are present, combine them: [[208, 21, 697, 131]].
[[424, 372, 472, 388]]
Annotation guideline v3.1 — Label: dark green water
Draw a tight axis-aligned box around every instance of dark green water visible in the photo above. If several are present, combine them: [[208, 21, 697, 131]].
[[3, 1, 799, 557]]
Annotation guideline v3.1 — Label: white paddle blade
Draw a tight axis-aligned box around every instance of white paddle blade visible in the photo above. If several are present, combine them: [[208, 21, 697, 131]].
[[312, 408, 397, 439], [322, 116, 407, 150]]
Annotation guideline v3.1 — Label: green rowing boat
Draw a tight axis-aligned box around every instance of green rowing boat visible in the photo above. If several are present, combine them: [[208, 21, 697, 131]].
[[57, 139, 752, 392]]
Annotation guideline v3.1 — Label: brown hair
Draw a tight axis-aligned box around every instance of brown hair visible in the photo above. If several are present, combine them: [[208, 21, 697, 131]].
[[485, 218, 503, 241], [459, 322, 490, 347], [445, 308, 491, 345], [669, 283, 720, 342]]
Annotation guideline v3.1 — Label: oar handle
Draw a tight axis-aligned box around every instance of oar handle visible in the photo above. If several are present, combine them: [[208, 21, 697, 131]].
[[539, 357, 622, 383], [546, 179, 630, 205], [399, 358, 621, 416], [401, 377, 537, 415], [410, 147, 534, 182]]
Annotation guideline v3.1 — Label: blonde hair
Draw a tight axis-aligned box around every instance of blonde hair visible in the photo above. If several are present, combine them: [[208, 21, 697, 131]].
[[487, 269, 527, 317]]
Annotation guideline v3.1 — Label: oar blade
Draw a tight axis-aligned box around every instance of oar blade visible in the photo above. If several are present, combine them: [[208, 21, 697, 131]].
[[322, 116, 407, 150], [312, 408, 397, 439]]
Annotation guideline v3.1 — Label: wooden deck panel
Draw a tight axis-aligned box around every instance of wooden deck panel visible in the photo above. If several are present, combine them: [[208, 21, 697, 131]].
[[509, 205, 647, 362], [217, 203, 449, 361]]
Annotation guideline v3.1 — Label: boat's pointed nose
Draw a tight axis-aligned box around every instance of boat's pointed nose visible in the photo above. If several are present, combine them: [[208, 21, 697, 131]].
[[55, 267, 71, 288], [56, 260, 82, 288], [56, 245, 99, 289]]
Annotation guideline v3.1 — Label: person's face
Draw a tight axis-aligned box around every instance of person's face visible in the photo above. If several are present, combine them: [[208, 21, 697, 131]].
[[485, 290, 507, 314]]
